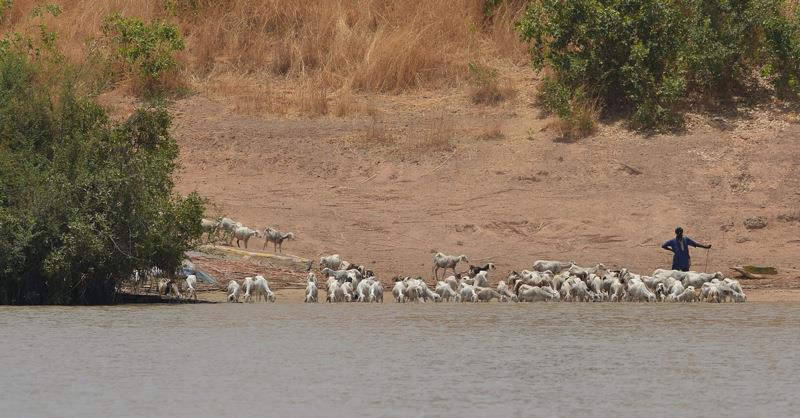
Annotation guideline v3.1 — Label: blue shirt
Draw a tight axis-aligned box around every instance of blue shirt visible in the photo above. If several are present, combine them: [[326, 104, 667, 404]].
[[662, 237, 701, 271]]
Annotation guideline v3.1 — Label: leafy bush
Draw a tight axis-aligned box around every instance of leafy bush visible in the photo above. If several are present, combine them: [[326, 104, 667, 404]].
[[0, 48, 204, 305], [539, 78, 598, 138], [0, 0, 13, 22], [100, 13, 185, 95], [518, 0, 800, 132], [762, 6, 800, 98]]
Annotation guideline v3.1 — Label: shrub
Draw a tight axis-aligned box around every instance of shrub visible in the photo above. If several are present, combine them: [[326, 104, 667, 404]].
[[0, 48, 204, 305], [468, 61, 515, 104], [762, 5, 800, 98], [518, 0, 800, 131], [0, 0, 13, 23], [100, 13, 185, 95], [539, 78, 598, 138]]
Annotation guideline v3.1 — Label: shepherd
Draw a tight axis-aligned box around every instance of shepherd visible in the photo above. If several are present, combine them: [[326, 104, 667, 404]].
[[661, 227, 711, 272]]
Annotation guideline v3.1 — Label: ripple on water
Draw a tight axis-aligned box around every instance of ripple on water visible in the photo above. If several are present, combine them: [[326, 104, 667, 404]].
[[0, 302, 798, 417]]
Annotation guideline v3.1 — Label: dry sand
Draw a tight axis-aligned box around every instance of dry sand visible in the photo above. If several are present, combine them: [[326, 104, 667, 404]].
[[97, 57, 800, 301], [163, 89, 800, 296]]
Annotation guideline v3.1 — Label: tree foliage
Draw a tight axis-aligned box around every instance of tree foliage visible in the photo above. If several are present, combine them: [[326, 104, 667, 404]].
[[0, 47, 204, 305], [100, 13, 185, 94], [518, 0, 800, 130]]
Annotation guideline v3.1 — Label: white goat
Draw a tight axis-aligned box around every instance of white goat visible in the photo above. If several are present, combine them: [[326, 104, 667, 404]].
[[201, 218, 220, 241], [357, 279, 374, 302], [253, 275, 275, 302], [263, 226, 295, 253], [340, 282, 354, 302], [472, 270, 490, 288], [444, 275, 459, 292], [683, 271, 724, 288], [571, 280, 592, 302], [476, 287, 504, 302], [327, 281, 345, 303], [560, 280, 573, 302], [319, 254, 343, 271], [722, 278, 743, 294], [436, 281, 459, 302], [227, 280, 241, 302], [706, 286, 721, 303], [242, 277, 255, 303], [532, 260, 574, 274], [517, 285, 559, 302], [392, 281, 406, 303], [609, 279, 625, 302], [432, 252, 469, 280], [627, 282, 656, 302], [587, 274, 603, 295], [370, 281, 383, 303], [305, 277, 318, 303], [184, 274, 197, 301], [219, 217, 241, 245], [233, 226, 261, 249], [458, 283, 479, 303], [673, 286, 699, 302], [158, 278, 182, 300], [496, 280, 515, 299]]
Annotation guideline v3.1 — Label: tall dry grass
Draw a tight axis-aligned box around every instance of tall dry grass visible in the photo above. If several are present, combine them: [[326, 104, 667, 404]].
[[414, 110, 458, 152], [2, 0, 529, 114]]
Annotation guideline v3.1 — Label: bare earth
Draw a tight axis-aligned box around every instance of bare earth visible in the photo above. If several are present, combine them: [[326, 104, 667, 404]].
[[103, 77, 800, 300]]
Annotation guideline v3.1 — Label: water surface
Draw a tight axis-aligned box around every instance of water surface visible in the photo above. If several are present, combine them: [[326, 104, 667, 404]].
[[1, 302, 798, 417]]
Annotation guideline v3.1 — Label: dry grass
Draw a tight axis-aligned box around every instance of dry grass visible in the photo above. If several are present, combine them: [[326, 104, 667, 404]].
[[299, 84, 329, 116], [467, 62, 517, 105], [2, 0, 528, 99], [361, 113, 393, 145], [476, 123, 505, 141], [552, 98, 600, 140], [415, 112, 457, 152], [205, 75, 287, 116], [471, 79, 517, 105], [331, 89, 361, 117]]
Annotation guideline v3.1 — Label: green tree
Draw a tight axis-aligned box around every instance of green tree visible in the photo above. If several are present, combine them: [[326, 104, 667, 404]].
[[100, 13, 185, 95], [518, 0, 800, 131], [0, 47, 204, 305]]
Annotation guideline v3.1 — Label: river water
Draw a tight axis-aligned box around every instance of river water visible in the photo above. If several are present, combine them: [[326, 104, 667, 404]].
[[1, 302, 798, 417]]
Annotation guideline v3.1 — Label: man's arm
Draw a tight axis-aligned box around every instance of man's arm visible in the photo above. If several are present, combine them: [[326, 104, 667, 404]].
[[687, 238, 711, 249], [661, 240, 674, 252]]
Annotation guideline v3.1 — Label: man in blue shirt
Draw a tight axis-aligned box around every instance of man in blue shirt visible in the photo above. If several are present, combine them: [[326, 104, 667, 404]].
[[661, 227, 711, 271]]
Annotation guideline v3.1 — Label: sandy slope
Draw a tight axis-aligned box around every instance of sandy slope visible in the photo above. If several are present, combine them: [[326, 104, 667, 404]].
[[158, 83, 800, 293]]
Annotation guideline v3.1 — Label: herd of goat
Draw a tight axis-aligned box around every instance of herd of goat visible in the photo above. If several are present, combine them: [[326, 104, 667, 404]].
[[155, 253, 746, 305], [171, 217, 748, 304], [201, 217, 295, 252], [302, 254, 746, 304]]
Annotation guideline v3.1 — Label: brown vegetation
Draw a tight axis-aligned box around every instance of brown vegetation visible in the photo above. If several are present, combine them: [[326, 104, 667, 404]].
[[416, 111, 458, 152], [4, 1, 799, 298], [552, 97, 600, 140], [2, 0, 529, 116]]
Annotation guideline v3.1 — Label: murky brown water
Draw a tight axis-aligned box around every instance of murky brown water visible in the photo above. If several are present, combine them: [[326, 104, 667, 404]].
[[1, 302, 798, 417]]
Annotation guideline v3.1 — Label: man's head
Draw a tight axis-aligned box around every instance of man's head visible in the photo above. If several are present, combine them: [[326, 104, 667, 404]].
[[675, 227, 683, 238]]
